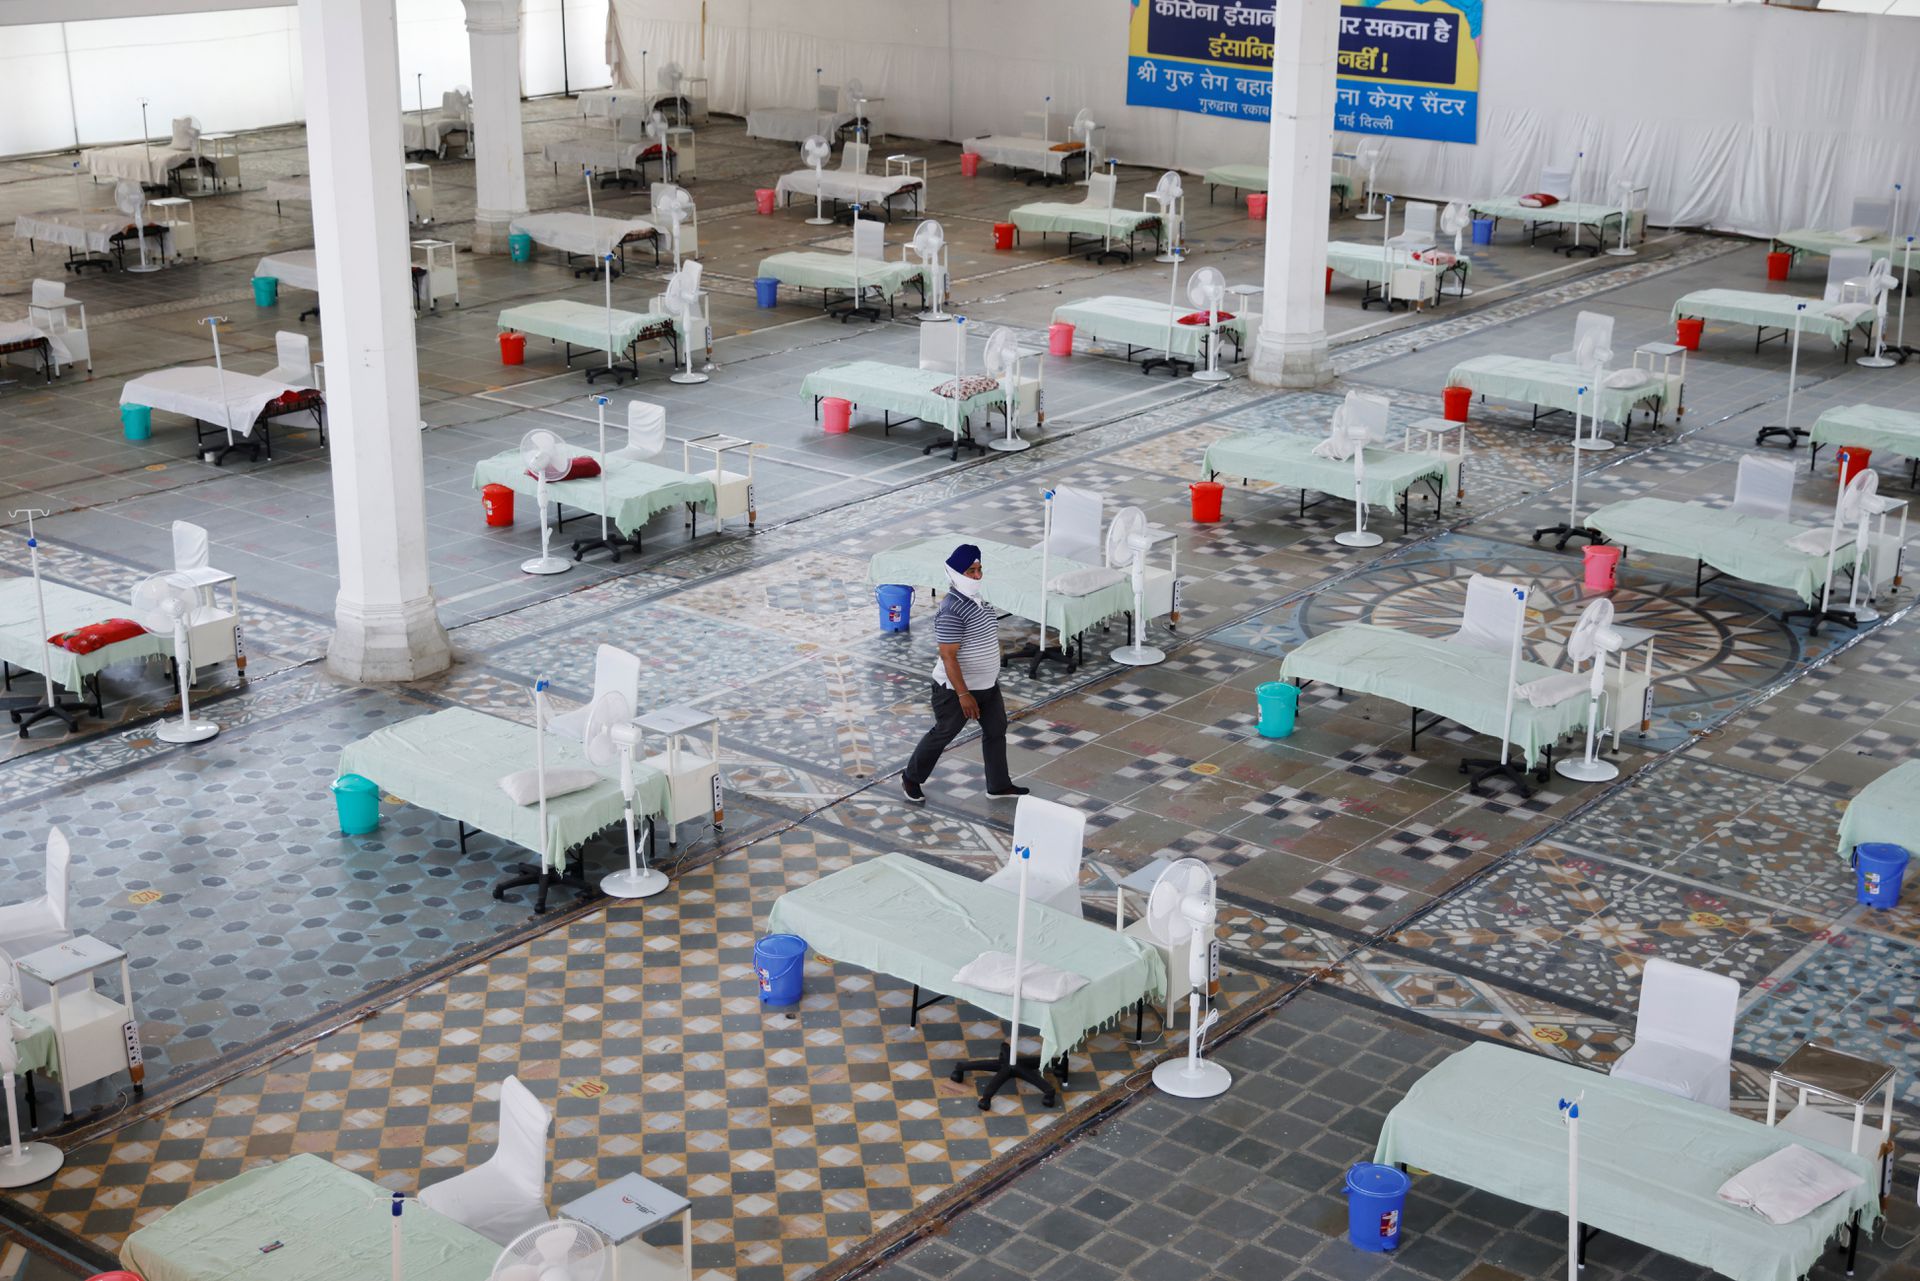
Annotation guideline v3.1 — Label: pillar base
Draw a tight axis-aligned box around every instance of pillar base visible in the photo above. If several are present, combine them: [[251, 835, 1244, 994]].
[[471, 213, 520, 255], [1251, 329, 1334, 389], [328, 594, 452, 682]]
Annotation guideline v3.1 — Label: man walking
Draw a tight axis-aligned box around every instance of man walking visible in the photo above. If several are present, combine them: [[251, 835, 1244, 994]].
[[901, 544, 1029, 804]]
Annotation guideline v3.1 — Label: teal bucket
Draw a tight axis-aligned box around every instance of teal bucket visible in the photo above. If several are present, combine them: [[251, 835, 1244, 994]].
[[251, 275, 278, 306], [120, 403, 152, 442], [508, 233, 534, 263], [1256, 681, 1299, 738], [332, 773, 381, 835]]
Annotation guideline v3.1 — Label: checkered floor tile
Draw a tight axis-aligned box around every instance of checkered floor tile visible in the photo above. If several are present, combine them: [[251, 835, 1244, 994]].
[[1290, 869, 1413, 920]]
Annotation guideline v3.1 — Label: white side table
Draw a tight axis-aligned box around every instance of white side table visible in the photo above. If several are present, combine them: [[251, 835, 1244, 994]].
[[886, 154, 927, 214], [562, 1172, 692, 1281], [149, 196, 197, 261], [404, 162, 434, 224], [1601, 625, 1658, 746], [682, 434, 756, 531], [665, 127, 697, 182], [635, 704, 722, 847], [680, 76, 710, 126], [17, 934, 143, 1118], [1634, 340, 1687, 424], [411, 239, 459, 312], [194, 133, 241, 192], [1404, 415, 1467, 504], [1767, 1041, 1896, 1194]]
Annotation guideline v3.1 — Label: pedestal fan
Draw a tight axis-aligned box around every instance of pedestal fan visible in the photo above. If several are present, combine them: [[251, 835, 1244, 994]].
[[1317, 393, 1385, 549], [1149, 170, 1184, 265], [488, 1221, 612, 1281], [664, 261, 709, 385], [582, 691, 668, 898], [1149, 860, 1230, 1099], [1441, 199, 1473, 296], [801, 135, 834, 225], [518, 430, 573, 576], [1071, 108, 1102, 182], [847, 77, 872, 141], [117, 180, 161, 274], [1555, 600, 1626, 783], [908, 220, 948, 320], [654, 183, 695, 270], [1108, 506, 1167, 666], [0, 959, 62, 1188], [983, 327, 1029, 452], [1604, 179, 1639, 258], [1353, 142, 1385, 221], [1856, 257, 1899, 369], [131, 571, 219, 743], [659, 60, 686, 124], [1187, 267, 1232, 383]]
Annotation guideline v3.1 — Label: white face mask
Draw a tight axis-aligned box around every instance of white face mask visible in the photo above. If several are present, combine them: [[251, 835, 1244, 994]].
[[945, 566, 983, 598]]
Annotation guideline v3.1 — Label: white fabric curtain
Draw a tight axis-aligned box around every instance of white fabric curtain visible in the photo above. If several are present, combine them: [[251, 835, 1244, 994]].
[[609, 0, 1920, 237]]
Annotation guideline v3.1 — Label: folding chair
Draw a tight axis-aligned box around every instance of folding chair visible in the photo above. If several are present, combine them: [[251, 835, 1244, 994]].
[[983, 796, 1086, 917], [1610, 957, 1737, 1109], [417, 1076, 553, 1246]]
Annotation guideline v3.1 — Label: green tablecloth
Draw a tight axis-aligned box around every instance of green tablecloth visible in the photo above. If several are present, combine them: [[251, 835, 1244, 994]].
[[497, 299, 680, 356], [1588, 497, 1855, 604], [756, 252, 925, 301], [0, 578, 170, 693], [7, 1006, 55, 1077], [866, 535, 1134, 641], [1376, 1043, 1879, 1281], [471, 449, 715, 538], [1835, 757, 1920, 859], [1051, 295, 1247, 360], [122, 1154, 500, 1281], [1671, 291, 1865, 348], [798, 360, 1004, 439], [1202, 433, 1448, 513], [1280, 624, 1588, 768], [337, 707, 668, 871], [1810, 404, 1920, 460], [1009, 202, 1160, 243], [766, 852, 1164, 1068], [1471, 198, 1629, 237], [1773, 229, 1904, 261], [1448, 355, 1680, 427]]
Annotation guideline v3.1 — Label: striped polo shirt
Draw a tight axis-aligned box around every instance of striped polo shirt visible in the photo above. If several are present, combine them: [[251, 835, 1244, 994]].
[[931, 590, 1002, 691]]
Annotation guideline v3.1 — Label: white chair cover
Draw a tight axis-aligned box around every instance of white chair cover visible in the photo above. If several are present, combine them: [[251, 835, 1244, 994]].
[[1080, 173, 1119, 210], [1446, 573, 1525, 656], [266, 332, 313, 387], [617, 402, 667, 460], [851, 218, 884, 262], [1047, 486, 1105, 566], [30, 280, 67, 314], [983, 796, 1086, 918], [170, 117, 200, 151], [0, 828, 74, 965], [172, 521, 212, 572], [1389, 201, 1438, 251], [1729, 455, 1796, 522], [417, 1075, 553, 1246], [917, 319, 969, 375], [1539, 165, 1574, 200], [1824, 249, 1872, 304], [1849, 196, 1892, 235], [840, 142, 870, 174], [548, 645, 642, 740], [816, 84, 840, 111], [1610, 957, 1737, 1109]]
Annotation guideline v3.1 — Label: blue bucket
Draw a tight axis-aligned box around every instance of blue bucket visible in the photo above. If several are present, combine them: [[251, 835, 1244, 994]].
[[754, 276, 780, 308], [755, 934, 807, 1006], [508, 233, 534, 263], [120, 403, 153, 442], [1856, 842, 1909, 910], [875, 584, 913, 632], [332, 773, 381, 835], [1471, 217, 1494, 245], [251, 275, 278, 306], [1256, 681, 1298, 738], [1345, 1162, 1410, 1252]]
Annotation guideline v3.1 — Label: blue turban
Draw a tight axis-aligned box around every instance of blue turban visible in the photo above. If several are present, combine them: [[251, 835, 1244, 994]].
[[945, 543, 982, 573]]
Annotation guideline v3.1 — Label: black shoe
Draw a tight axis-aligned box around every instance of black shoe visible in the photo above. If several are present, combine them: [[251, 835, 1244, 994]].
[[986, 785, 1031, 798], [902, 778, 926, 804]]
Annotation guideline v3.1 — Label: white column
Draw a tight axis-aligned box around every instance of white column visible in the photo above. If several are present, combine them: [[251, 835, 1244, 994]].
[[465, 0, 528, 254], [298, 0, 451, 682], [1251, 0, 1339, 389]]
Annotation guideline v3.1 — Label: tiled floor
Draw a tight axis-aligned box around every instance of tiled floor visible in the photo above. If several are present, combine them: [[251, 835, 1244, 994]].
[[4, 100, 1919, 1281]]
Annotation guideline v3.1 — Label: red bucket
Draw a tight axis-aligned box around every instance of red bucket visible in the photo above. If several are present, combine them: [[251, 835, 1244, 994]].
[[754, 188, 776, 215], [1190, 481, 1224, 524], [498, 331, 526, 365], [822, 397, 852, 434], [1443, 385, 1471, 423], [960, 152, 981, 178], [1838, 446, 1874, 485], [1326, 266, 1334, 294], [1583, 543, 1622, 592], [1767, 250, 1792, 281], [993, 222, 1016, 251], [1049, 322, 1074, 357], [482, 483, 514, 527], [1675, 317, 1703, 351], [1247, 193, 1268, 220]]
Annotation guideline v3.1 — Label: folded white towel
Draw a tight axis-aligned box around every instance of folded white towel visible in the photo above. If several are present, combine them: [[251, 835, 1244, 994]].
[[1514, 671, 1592, 708], [951, 951, 1089, 1003], [1717, 1144, 1862, 1226], [1784, 527, 1837, 556]]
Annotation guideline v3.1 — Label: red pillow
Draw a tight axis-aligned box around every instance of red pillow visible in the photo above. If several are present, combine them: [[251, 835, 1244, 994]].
[[1517, 193, 1560, 209], [49, 618, 146, 654], [1176, 310, 1235, 325], [528, 457, 601, 482]]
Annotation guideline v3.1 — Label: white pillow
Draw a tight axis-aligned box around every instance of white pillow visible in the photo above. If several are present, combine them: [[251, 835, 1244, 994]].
[[497, 767, 601, 806], [1048, 566, 1125, 597], [1838, 225, 1881, 242], [170, 118, 199, 150], [952, 950, 1089, 1003], [1603, 368, 1653, 390], [1718, 1144, 1862, 1226]]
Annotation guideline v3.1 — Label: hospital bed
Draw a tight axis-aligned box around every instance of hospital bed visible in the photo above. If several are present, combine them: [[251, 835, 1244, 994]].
[[1049, 295, 1247, 368], [1471, 197, 1639, 250], [252, 249, 439, 320], [507, 212, 661, 277], [1328, 240, 1470, 309], [1772, 194, 1913, 265], [470, 448, 745, 549], [0, 578, 173, 732], [773, 143, 923, 220], [581, 87, 688, 120], [496, 299, 682, 384], [83, 122, 205, 189], [540, 137, 676, 188], [1809, 405, 1920, 483], [123, 1154, 498, 1281], [1835, 757, 1920, 860], [11, 282, 90, 380], [119, 366, 325, 465], [0, 324, 56, 385], [337, 706, 669, 913], [13, 209, 171, 273], [265, 176, 311, 218], [402, 90, 471, 159], [961, 132, 1088, 185], [799, 360, 1003, 459], [758, 221, 927, 317], [766, 852, 1164, 1084], [1009, 173, 1162, 263], [1201, 162, 1357, 209], [867, 533, 1174, 671], [1376, 1043, 1877, 1281], [1447, 354, 1682, 440], [1670, 290, 1877, 358], [1202, 433, 1453, 534], [1587, 497, 1870, 603]]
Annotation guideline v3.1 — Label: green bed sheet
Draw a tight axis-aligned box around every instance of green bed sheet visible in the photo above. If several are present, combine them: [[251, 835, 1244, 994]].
[[6, 1006, 55, 1077], [1376, 1043, 1879, 1281], [798, 360, 1004, 439], [122, 1154, 499, 1281], [1835, 757, 1920, 859], [766, 852, 1164, 1068], [1448, 355, 1680, 427], [1773, 229, 1904, 261], [1471, 198, 1629, 236], [1327, 240, 1468, 289], [1201, 163, 1355, 198], [1051, 295, 1246, 360], [337, 706, 668, 871], [1202, 433, 1448, 513], [471, 449, 714, 538], [1588, 497, 1856, 604], [756, 252, 924, 301], [0, 578, 170, 693], [1279, 624, 1588, 768], [497, 299, 680, 355], [1009, 202, 1160, 244], [866, 535, 1133, 641], [1810, 404, 1920, 460], [1671, 290, 1865, 349]]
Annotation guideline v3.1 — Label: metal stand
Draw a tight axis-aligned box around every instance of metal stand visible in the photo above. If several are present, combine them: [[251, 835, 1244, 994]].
[[1757, 304, 1809, 448], [571, 395, 625, 563], [6, 511, 88, 737]]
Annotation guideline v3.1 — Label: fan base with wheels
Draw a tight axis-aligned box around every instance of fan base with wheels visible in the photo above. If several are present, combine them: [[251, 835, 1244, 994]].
[[1111, 642, 1165, 666], [156, 716, 218, 744], [1334, 529, 1383, 549], [1555, 756, 1619, 783], [0, 1143, 64, 1189], [1152, 1056, 1230, 1099]]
